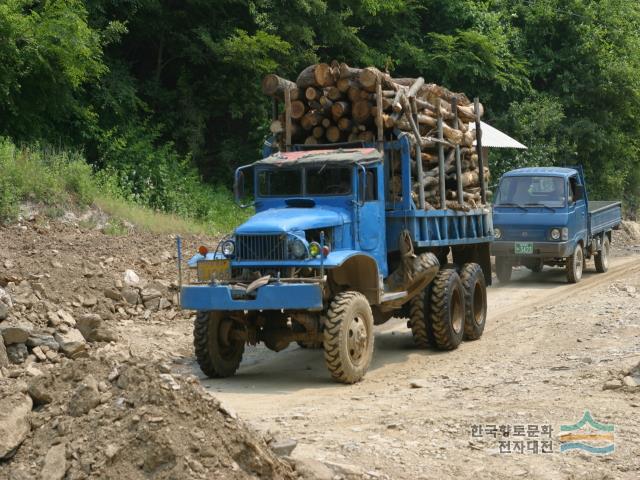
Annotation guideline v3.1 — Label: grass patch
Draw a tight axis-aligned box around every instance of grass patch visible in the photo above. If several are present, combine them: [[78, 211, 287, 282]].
[[0, 137, 251, 235], [95, 196, 213, 235]]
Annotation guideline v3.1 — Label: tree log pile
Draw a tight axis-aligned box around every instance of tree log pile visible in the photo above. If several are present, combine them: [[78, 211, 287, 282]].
[[262, 62, 490, 210]]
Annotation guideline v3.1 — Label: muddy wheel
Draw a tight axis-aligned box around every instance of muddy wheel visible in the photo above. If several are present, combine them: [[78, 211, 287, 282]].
[[409, 283, 435, 348], [495, 257, 512, 283], [430, 269, 465, 350], [460, 263, 487, 341], [407, 252, 440, 348], [193, 311, 244, 378], [566, 243, 584, 283], [595, 236, 610, 273], [323, 292, 374, 384]]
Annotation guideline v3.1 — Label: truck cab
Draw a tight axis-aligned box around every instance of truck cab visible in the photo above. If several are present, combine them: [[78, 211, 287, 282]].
[[491, 167, 621, 283]]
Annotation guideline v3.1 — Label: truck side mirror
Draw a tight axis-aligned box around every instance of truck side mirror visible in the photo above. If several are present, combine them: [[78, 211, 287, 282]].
[[234, 171, 245, 200], [234, 166, 254, 208]]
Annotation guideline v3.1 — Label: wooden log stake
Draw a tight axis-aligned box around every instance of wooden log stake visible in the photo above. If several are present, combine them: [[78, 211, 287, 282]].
[[285, 88, 292, 151], [376, 79, 384, 151], [474, 97, 486, 204], [451, 97, 464, 205], [436, 99, 446, 209]]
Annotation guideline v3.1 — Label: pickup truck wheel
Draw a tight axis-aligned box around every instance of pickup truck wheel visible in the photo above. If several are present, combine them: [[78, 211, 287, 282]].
[[566, 244, 584, 283], [430, 269, 465, 350], [323, 292, 374, 384], [595, 236, 610, 273], [409, 283, 435, 348], [460, 263, 487, 341], [193, 311, 244, 378], [495, 257, 512, 283]]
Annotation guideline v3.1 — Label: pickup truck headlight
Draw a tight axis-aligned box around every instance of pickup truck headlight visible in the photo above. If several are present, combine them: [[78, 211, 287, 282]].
[[562, 227, 569, 241], [288, 237, 307, 259], [550, 228, 561, 241], [494, 228, 502, 239]]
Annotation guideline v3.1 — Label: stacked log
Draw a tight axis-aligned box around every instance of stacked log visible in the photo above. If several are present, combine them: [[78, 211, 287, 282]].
[[262, 62, 490, 210]]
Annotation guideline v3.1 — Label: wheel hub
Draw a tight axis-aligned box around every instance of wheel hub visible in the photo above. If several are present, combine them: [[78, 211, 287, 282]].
[[347, 315, 368, 363]]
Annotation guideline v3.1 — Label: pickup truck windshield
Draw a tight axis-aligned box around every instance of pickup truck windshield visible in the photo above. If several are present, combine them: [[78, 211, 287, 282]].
[[258, 166, 352, 197], [495, 176, 566, 208]]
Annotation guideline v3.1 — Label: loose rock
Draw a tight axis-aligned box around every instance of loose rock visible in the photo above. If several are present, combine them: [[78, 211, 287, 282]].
[[40, 444, 67, 480], [68, 374, 101, 417], [77, 313, 118, 343], [7, 343, 29, 364], [54, 329, 86, 358], [0, 320, 34, 345], [0, 392, 32, 459]]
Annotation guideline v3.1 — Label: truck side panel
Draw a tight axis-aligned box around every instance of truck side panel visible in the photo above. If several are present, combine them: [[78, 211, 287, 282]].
[[589, 201, 622, 237]]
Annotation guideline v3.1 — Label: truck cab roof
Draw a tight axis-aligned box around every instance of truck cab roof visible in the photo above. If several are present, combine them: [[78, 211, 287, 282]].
[[254, 147, 382, 168], [503, 167, 577, 178]]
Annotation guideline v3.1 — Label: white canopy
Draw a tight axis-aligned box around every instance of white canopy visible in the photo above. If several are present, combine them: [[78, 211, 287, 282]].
[[471, 121, 527, 150]]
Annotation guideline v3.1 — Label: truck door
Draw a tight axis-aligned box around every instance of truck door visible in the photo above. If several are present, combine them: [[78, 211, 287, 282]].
[[568, 175, 588, 244], [356, 165, 387, 273]]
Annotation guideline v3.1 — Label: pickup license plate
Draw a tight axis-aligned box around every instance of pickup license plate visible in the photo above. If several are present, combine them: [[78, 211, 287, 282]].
[[515, 242, 534, 255], [197, 259, 231, 282]]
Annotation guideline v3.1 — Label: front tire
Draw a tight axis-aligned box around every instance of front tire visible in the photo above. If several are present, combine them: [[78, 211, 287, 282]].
[[566, 243, 584, 283], [323, 292, 374, 384], [460, 263, 487, 341], [595, 236, 610, 273], [495, 257, 512, 283], [194, 311, 244, 378], [430, 269, 466, 350]]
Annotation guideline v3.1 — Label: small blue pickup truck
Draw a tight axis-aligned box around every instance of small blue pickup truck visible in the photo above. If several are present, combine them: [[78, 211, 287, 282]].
[[180, 136, 494, 384], [491, 167, 622, 283]]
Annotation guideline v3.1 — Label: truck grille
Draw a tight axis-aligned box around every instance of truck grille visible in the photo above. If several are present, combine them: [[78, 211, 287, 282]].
[[235, 234, 288, 261]]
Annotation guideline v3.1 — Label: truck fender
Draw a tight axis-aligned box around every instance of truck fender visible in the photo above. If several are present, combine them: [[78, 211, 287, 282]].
[[328, 254, 380, 305]]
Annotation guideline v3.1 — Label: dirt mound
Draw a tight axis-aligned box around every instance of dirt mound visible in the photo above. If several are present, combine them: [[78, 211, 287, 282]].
[[0, 351, 294, 479], [612, 220, 640, 255]]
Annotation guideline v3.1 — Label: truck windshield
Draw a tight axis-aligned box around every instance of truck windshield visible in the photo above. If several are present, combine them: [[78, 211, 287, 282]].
[[495, 176, 566, 208], [258, 165, 352, 197]]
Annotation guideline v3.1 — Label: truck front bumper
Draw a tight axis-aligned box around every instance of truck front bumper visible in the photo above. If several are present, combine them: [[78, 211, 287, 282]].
[[491, 241, 573, 258], [180, 283, 324, 312]]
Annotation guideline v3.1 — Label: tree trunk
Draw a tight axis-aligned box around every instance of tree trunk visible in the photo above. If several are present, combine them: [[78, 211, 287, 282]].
[[290, 100, 307, 119], [326, 86, 342, 101], [326, 126, 343, 143], [312, 125, 325, 140], [353, 100, 372, 123], [305, 87, 323, 101], [338, 63, 362, 80], [331, 101, 350, 119], [338, 117, 353, 131], [314, 63, 336, 87], [262, 74, 298, 99]]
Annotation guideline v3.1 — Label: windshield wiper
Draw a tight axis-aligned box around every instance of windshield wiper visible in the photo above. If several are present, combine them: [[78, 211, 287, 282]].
[[496, 202, 527, 212], [524, 203, 556, 212]]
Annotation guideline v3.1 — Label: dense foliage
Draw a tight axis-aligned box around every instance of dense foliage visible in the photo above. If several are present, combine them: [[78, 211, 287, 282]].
[[0, 0, 639, 217]]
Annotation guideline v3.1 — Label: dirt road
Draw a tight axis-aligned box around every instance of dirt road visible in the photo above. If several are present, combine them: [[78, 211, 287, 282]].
[[186, 257, 640, 479]]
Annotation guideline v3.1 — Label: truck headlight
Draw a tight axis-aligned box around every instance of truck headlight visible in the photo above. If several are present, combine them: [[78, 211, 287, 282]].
[[494, 228, 502, 239], [550, 228, 561, 241], [221, 240, 235, 257], [288, 237, 307, 259], [562, 227, 569, 241]]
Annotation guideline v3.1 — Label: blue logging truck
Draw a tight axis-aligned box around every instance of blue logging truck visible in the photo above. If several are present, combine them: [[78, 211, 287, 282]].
[[180, 70, 495, 383]]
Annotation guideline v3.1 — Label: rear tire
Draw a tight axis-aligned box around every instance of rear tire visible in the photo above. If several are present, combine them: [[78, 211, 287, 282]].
[[194, 311, 244, 378], [430, 269, 465, 350], [566, 243, 584, 283], [495, 257, 512, 283], [595, 236, 610, 273], [460, 263, 487, 341], [323, 292, 374, 384], [408, 283, 435, 348]]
